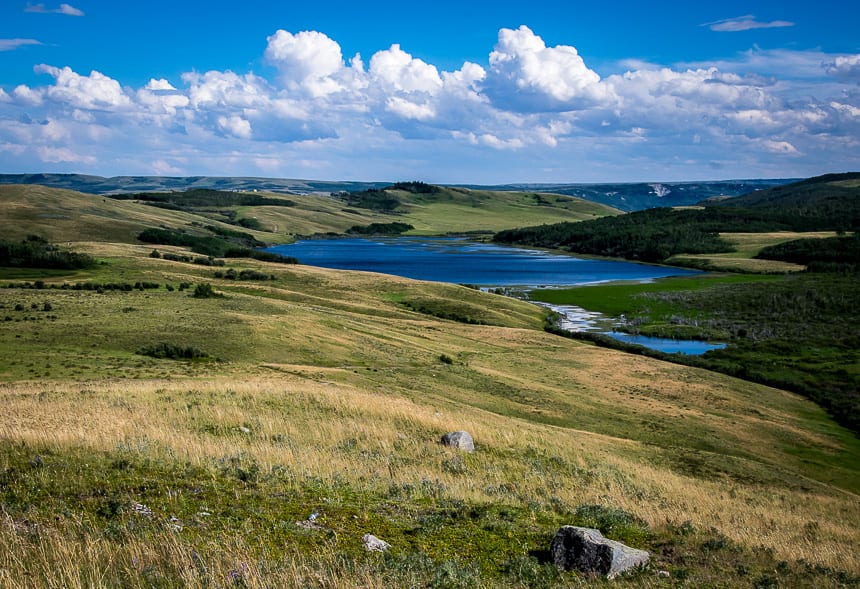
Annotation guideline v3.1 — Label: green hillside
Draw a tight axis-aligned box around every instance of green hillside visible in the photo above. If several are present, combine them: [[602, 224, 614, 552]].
[[0, 183, 858, 588], [0, 183, 619, 248], [494, 173, 860, 263]]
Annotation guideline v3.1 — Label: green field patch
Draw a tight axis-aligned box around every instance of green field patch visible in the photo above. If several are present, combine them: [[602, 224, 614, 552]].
[[529, 274, 778, 315]]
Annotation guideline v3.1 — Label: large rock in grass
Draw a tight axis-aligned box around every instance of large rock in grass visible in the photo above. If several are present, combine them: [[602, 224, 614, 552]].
[[550, 526, 649, 579], [441, 431, 474, 452]]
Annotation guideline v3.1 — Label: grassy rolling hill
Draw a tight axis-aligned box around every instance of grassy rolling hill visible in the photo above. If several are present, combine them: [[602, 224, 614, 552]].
[[0, 184, 619, 246], [0, 185, 858, 587]]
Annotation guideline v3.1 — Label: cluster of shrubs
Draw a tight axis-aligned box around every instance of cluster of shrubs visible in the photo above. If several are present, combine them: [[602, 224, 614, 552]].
[[213, 269, 275, 281], [138, 227, 265, 257], [335, 188, 402, 212], [346, 222, 414, 235], [150, 250, 226, 267], [4, 301, 57, 322], [191, 283, 221, 298], [390, 181, 440, 194], [136, 342, 212, 361], [224, 248, 299, 264], [4, 281, 160, 291], [400, 300, 488, 325], [0, 235, 96, 270], [2, 281, 199, 294]]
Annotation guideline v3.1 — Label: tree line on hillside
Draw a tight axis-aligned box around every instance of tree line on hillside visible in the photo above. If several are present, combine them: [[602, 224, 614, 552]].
[[332, 181, 441, 212], [333, 189, 401, 212], [757, 232, 860, 272], [346, 222, 414, 235], [138, 227, 298, 263], [715, 172, 860, 231], [108, 188, 296, 209], [0, 236, 96, 270], [494, 196, 859, 263]]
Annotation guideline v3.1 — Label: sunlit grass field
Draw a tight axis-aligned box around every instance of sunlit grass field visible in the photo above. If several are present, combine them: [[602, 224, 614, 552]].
[[1, 186, 858, 587], [2, 240, 859, 587]]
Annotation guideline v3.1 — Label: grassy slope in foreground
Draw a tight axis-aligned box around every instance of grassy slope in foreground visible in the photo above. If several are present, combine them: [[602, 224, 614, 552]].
[[1, 237, 859, 587]]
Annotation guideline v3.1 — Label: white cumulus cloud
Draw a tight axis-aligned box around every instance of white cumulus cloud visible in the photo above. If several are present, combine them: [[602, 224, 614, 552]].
[[485, 25, 613, 111], [370, 45, 443, 94], [217, 115, 252, 139], [34, 64, 130, 110], [183, 70, 270, 109], [265, 29, 353, 97]]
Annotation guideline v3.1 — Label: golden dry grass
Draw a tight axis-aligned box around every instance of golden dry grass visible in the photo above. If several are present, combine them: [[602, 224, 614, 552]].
[[1, 361, 857, 574]]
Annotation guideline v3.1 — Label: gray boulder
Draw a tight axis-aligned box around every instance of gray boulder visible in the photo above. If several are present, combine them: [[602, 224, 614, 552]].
[[441, 431, 474, 452], [362, 533, 390, 552], [550, 526, 649, 579]]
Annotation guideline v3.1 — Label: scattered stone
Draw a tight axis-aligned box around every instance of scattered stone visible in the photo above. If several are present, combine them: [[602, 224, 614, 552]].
[[362, 533, 391, 552], [168, 515, 183, 532], [131, 502, 153, 517], [656, 569, 671, 578], [550, 526, 649, 579], [238, 426, 251, 434], [441, 431, 474, 452], [296, 512, 324, 530]]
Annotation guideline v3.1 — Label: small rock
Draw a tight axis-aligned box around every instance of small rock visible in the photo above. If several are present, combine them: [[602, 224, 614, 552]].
[[238, 426, 251, 434], [656, 569, 671, 578], [550, 525, 649, 579], [362, 533, 391, 552], [131, 502, 153, 517], [441, 431, 474, 452]]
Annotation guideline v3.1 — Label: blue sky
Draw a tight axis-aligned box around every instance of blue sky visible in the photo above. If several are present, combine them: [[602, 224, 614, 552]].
[[1, 1, 859, 183]]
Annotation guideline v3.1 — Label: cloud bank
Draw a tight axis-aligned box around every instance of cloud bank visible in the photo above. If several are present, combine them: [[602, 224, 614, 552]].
[[0, 25, 858, 182]]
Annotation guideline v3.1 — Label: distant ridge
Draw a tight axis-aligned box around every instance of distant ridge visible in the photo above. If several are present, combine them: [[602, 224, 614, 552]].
[[0, 173, 390, 196], [472, 178, 796, 211], [0, 173, 795, 212]]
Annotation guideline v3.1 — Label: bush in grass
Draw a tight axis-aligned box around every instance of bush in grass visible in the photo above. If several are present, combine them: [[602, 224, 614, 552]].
[[136, 342, 211, 360], [238, 269, 272, 281], [191, 283, 221, 298]]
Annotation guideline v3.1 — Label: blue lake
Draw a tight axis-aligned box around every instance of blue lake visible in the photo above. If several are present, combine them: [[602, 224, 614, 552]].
[[266, 237, 700, 286], [266, 237, 726, 355]]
